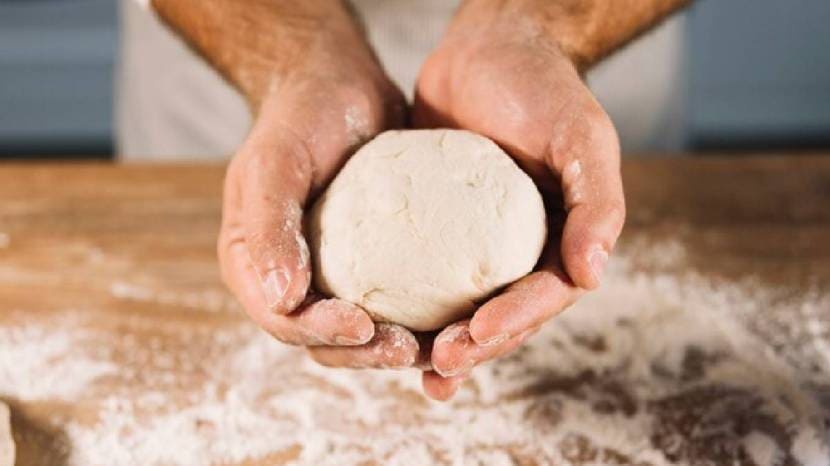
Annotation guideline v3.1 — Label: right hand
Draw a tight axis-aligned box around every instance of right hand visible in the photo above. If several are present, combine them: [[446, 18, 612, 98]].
[[217, 37, 421, 369], [412, 1, 626, 400]]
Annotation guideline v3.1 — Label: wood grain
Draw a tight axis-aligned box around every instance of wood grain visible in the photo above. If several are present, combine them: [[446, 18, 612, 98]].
[[0, 156, 828, 465]]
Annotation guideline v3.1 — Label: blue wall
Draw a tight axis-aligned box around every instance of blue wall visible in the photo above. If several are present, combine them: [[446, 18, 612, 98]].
[[687, 0, 830, 149], [0, 0, 117, 156], [0, 0, 828, 156]]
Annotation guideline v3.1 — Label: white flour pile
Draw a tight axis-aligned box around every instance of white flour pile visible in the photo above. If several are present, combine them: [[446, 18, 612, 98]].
[[0, 241, 828, 465]]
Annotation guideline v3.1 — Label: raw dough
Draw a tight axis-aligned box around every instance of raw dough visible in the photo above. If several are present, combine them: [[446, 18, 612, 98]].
[[310, 129, 546, 331], [0, 402, 13, 466]]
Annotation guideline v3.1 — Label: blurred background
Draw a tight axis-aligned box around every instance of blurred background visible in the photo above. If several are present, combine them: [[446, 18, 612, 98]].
[[0, 0, 116, 158], [0, 0, 829, 160]]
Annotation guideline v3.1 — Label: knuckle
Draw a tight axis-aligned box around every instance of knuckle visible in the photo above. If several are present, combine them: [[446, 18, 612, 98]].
[[549, 100, 620, 170], [585, 108, 620, 159], [240, 146, 280, 181], [216, 231, 248, 291], [216, 222, 240, 256]]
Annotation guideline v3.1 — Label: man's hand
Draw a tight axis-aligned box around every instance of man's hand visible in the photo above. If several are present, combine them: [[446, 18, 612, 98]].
[[219, 72, 421, 369], [154, 0, 420, 369], [413, 0, 629, 400]]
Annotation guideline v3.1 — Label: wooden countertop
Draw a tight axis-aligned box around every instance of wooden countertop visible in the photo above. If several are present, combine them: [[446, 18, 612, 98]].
[[1, 155, 829, 465]]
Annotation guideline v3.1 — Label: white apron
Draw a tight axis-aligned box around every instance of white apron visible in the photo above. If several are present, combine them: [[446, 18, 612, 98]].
[[118, 0, 686, 160]]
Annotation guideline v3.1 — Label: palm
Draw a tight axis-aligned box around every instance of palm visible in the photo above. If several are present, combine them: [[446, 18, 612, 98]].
[[413, 33, 625, 400], [416, 40, 610, 189]]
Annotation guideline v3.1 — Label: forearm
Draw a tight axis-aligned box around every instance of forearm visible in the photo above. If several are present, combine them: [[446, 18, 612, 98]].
[[150, 0, 377, 108], [453, 0, 691, 69]]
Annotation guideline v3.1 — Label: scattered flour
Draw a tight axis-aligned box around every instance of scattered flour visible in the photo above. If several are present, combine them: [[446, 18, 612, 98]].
[[0, 318, 118, 400], [0, 240, 828, 465], [109, 281, 238, 313]]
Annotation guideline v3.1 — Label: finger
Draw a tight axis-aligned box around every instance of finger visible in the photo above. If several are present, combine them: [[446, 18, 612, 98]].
[[238, 135, 314, 315], [430, 321, 475, 377], [432, 321, 538, 377], [411, 59, 458, 128], [422, 371, 467, 401], [277, 297, 376, 346], [547, 98, 625, 290], [431, 323, 536, 378], [219, 232, 374, 345], [307, 323, 420, 369], [468, 250, 583, 346]]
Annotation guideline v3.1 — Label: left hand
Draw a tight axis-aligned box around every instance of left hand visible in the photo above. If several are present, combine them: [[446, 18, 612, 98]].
[[412, 1, 626, 400]]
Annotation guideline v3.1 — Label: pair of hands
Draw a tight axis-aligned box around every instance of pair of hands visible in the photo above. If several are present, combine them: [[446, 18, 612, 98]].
[[218, 3, 625, 401]]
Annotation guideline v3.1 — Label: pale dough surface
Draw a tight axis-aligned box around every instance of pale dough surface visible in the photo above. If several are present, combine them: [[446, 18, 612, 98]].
[[310, 129, 546, 331], [0, 402, 13, 466]]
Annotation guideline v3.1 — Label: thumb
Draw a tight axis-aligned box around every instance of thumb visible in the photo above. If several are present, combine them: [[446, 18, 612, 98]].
[[549, 103, 625, 290], [239, 134, 313, 315]]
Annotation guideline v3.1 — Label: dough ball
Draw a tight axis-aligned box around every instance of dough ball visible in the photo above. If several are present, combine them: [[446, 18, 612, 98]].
[[309, 129, 547, 331]]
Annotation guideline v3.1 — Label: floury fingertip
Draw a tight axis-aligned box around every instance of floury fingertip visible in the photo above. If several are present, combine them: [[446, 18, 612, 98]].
[[261, 267, 291, 312], [478, 333, 509, 347], [589, 248, 609, 285]]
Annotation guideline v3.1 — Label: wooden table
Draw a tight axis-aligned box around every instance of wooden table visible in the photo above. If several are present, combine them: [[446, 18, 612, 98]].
[[0, 156, 828, 465]]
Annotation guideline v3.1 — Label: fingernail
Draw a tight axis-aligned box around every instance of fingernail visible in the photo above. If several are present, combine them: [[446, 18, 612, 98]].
[[589, 248, 608, 285], [437, 359, 474, 378], [356, 325, 375, 344], [261, 268, 290, 311], [434, 323, 470, 346], [479, 333, 509, 347], [333, 335, 365, 346], [283, 293, 304, 312]]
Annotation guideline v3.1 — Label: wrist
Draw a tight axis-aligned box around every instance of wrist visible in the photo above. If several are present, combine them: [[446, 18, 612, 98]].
[[453, 0, 691, 70], [449, 0, 594, 69], [247, 14, 384, 109], [151, 0, 383, 108]]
